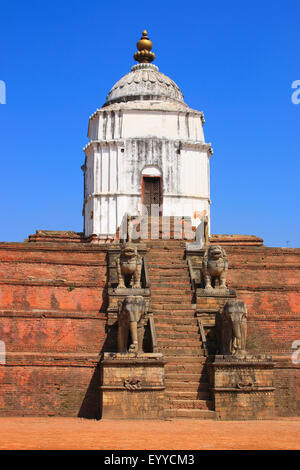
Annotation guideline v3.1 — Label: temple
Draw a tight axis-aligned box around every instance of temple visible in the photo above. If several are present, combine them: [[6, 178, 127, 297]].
[[0, 32, 299, 420], [82, 30, 211, 241]]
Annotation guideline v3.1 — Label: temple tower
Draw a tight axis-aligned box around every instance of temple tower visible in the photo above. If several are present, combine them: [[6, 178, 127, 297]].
[[82, 31, 213, 239]]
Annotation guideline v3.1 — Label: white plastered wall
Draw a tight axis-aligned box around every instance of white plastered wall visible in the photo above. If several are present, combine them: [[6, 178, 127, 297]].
[[83, 107, 211, 237]]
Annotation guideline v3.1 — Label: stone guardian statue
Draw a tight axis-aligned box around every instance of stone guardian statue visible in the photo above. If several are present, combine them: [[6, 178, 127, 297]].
[[117, 296, 147, 353], [202, 245, 228, 290], [216, 299, 247, 355], [117, 242, 142, 289]]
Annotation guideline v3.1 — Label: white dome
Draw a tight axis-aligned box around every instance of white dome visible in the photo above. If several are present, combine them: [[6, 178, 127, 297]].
[[104, 63, 184, 106]]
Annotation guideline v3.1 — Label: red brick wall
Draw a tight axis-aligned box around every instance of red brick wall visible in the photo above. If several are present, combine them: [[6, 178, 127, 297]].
[[224, 245, 300, 416], [0, 365, 101, 418], [0, 239, 299, 417], [0, 242, 107, 418]]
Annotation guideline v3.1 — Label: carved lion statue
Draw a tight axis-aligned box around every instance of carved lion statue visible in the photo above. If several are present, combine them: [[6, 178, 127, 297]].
[[117, 242, 142, 289], [117, 295, 147, 353], [202, 245, 228, 290]]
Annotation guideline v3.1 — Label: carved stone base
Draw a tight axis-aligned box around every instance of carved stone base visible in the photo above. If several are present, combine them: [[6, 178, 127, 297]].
[[100, 352, 166, 419], [208, 354, 275, 420]]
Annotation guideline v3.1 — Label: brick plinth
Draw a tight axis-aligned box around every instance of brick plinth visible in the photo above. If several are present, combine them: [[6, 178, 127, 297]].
[[0, 233, 299, 418], [208, 355, 275, 420], [0, 362, 101, 418], [101, 353, 166, 419], [0, 241, 108, 418]]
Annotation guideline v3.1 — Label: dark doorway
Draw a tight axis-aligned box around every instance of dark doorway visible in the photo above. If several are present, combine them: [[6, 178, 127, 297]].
[[142, 176, 162, 216]]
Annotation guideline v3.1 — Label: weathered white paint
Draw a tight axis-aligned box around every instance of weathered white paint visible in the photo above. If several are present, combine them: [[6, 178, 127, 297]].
[[83, 63, 212, 238], [88, 109, 205, 142], [142, 166, 162, 177]]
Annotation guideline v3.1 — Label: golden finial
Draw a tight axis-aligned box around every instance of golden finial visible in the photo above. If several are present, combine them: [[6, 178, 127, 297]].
[[134, 30, 155, 64]]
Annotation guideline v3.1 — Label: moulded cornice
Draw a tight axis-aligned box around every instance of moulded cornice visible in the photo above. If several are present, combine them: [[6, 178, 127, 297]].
[[84, 140, 125, 154], [84, 138, 213, 156]]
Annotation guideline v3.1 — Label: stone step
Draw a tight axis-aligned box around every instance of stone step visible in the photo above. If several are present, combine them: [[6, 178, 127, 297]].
[[149, 271, 188, 276], [151, 295, 192, 300], [153, 315, 196, 320], [149, 267, 188, 272], [148, 247, 185, 251], [150, 281, 191, 286], [167, 399, 214, 410], [148, 258, 188, 266], [156, 316, 197, 323], [148, 256, 185, 260], [148, 260, 187, 265], [149, 278, 190, 284], [156, 325, 199, 333], [158, 348, 205, 356], [151, 304, 194, 310], [156, 294, 191, 300], [158, 346, 204, 354], [164, 355, 207, 364], [148, 255, 186, 259], [146, 240, 186, 246], [165, 390, 211, 400], [151, 299, 193, 305], [148, 250, 185, 255], [150, 280, 190, 285], [147, 244, 185, 249], [148, 253, 186, 257], [157, 333, 200, 341], [150, 277, 190, 281], [164, 409, 216, 420], [149, 274, 190, 279], [157, 336, 200, 344], [153, 313, 196, 319], [165, 363, 206, 372], [151, 290, 192, 296], [165, 366, 206, 375], [150, 284, 191, 289], [148, 254, 185, 259], [165, 380, 208, 390], [155, 317, 198, 325], [151, 284, 191, 290], [150, 282, 190, 287], [157, 336, 202, 344], [151, 288, 191, 293], [155, 326, 199, 338], [148, 260, 186, 264], [165, 362, 207, 373], [166, 373, 206, 381], [165, 369, 206, 377]]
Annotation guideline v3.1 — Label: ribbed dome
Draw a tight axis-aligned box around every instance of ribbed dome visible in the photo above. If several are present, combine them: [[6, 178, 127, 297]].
[[104, 63, 184, 107]]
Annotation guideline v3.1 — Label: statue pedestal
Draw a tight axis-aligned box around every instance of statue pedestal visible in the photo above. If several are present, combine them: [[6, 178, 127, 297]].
[[100, 352, 166, 419], [196, 288, 236, 311], [208, 354, 275, 420]]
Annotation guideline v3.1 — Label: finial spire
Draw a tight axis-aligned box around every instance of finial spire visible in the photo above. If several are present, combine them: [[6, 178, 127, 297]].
[[134, 30, 155, 64]]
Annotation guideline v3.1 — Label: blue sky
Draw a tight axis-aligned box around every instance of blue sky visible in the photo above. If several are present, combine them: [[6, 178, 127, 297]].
[[0, 0, 299, 247]]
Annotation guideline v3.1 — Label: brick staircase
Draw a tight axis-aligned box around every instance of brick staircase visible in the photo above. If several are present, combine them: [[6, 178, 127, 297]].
[[146, 220, 216, 419]]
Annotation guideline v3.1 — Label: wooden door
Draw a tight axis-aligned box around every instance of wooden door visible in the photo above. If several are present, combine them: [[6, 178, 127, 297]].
[[142, 177, 161, 216]]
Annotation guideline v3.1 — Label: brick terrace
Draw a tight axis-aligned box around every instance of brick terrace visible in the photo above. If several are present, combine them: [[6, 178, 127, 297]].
[[0, 231, 299, 417]]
